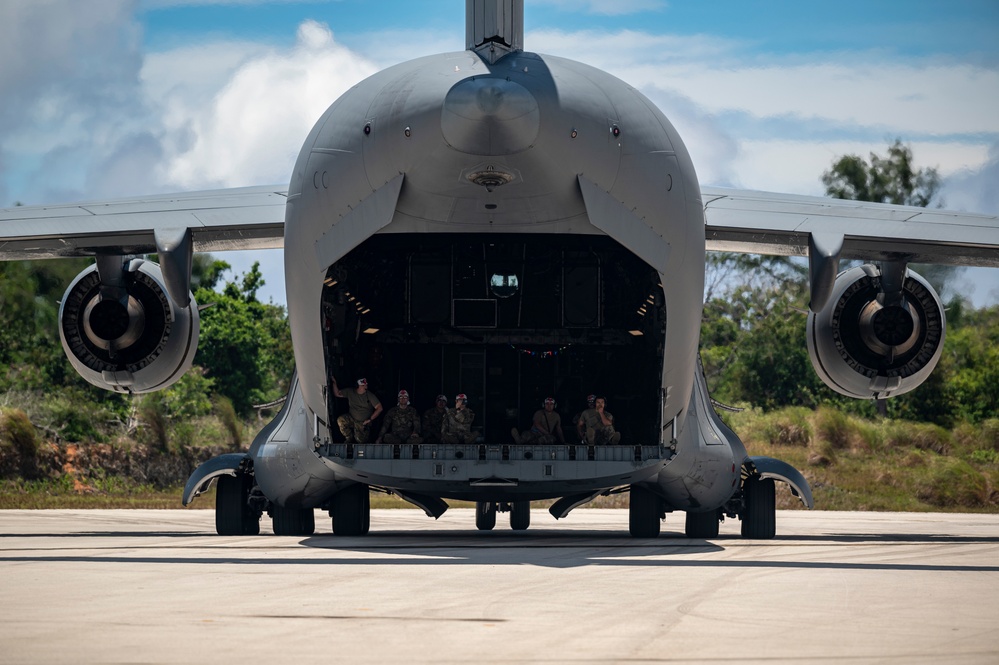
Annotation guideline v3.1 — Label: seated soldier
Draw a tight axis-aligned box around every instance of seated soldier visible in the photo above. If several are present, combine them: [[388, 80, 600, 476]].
[[578, 396, 621, 445], [512, 397, 565, 444], [376, 390, 423, 444], [441, 393, 477, 444], [422, 394, 448, 444]]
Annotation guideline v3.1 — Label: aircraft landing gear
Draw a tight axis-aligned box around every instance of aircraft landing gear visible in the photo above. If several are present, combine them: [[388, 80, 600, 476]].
[[271, 505, 316, 536], [509, 501, 530, 531], [629, 485, 662, 538], [215, 473, 261, 535], [475, 501, 530, 530], [330, 483, 371, 536], [475, 501, 497, 530], [685, 510, 720, 538], [741, 476, 776, 539]]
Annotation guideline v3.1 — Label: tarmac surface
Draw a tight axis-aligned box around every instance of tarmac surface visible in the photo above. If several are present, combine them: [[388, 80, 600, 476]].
[[2, 508, 998, 664]]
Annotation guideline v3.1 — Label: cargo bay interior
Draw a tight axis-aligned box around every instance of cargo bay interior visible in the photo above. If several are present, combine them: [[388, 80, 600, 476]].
[[321, 234, 667, 445]]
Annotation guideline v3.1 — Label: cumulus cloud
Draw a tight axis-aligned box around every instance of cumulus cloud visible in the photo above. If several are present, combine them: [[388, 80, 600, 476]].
[[0, 0, 148, 203], [156, 19, 378, 188]]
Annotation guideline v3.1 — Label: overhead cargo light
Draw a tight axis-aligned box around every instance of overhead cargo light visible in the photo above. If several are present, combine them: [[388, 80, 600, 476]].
[[363, 328, 379, 334], [628, 330, 644, 336], [323, 277, 338, 286]]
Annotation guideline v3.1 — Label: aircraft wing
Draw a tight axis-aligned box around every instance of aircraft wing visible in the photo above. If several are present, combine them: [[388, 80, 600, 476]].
[[702, 186, 999, 268], [0, 185, 287, 261]]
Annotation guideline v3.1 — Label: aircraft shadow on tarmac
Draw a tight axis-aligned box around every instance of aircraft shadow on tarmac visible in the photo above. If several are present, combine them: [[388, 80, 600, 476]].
[[6, 528, 999, 572]]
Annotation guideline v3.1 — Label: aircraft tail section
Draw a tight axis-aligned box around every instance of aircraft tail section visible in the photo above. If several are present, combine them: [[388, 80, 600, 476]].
[[467, 0, 523, 63]]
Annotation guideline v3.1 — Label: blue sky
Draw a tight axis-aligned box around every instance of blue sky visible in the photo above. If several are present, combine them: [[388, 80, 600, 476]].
[[1, 0, 997, 305]]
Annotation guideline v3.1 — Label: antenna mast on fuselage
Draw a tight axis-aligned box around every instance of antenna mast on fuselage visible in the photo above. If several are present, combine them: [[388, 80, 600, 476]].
[[466, 0, 524, 64]]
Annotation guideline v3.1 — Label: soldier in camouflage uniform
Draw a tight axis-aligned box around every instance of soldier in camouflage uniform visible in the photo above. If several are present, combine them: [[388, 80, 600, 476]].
[[512, 397, 565, 444], [578, 396, 621, 445], [376, 390, 423, 444], [332, 377, 383, 444], [441, 393, 477, 444], [422, 394, 448, 444], [573, 394, 596, 442]]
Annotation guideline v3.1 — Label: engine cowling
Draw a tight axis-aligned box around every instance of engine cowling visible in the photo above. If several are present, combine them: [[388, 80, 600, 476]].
[[806, 264, 945, 400], [58, 259, 200, 394]]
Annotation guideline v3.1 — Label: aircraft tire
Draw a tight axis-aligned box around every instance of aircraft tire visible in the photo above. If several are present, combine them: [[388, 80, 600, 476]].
[[510, 501, 531, 531], [629, 485, 661, 538], [216, 474, 260, 536], [684, 510, 720, 538], [741, 476, 776, 539], [475, 501, 497, 530], [331, 483, 370, 536], [272, 505, 316, 536]]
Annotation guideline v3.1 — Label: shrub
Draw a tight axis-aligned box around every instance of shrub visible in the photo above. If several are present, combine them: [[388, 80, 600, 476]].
[[139, 397, 169, 452], [883, 421, 952, 455], [814, 407, 859, 450], [918, 458, 992, 508], [761, 407, 812, 447], [215, 396, 241, 450], [1, 408, 40, 478]]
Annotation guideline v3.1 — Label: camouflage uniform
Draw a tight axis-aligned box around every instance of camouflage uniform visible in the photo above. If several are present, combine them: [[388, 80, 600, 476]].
[[336, 387, 381, 444], [517, 409, 563, 445], [579, 406, 621, 445], [379, 405, 423, 444], [442, 406, 477, 444], [422, 407, 446, 444]]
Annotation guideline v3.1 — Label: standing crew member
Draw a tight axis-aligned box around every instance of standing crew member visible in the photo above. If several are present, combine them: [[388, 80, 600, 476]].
[[332, 377, 383, 443]]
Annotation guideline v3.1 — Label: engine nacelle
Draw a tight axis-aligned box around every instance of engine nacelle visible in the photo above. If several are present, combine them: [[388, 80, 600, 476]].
[[59, 259, 200, 394], [806, 264, 945, 400]]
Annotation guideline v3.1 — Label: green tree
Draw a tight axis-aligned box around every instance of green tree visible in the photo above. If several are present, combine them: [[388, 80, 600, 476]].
[[194, 262, 292, 415], [822, 139, 941, 207]]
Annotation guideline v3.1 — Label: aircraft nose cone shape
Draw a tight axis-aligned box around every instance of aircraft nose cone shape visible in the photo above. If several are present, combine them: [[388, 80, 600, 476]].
[[441, 77, 539, 155]]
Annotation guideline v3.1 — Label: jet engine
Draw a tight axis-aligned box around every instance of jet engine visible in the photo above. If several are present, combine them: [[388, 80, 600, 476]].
[[806, 264, 945, 400], [58, 258, 200, 394]]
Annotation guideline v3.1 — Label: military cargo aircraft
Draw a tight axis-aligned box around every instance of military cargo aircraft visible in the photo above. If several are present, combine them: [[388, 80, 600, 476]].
[[2, 0, 998, 539]]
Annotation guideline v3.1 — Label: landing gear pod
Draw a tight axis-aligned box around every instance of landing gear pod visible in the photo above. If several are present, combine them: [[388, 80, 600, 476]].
[[58, 258, 199, 394]]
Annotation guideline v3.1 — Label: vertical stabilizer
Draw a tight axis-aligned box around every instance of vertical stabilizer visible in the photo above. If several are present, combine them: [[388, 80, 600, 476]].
[[466, 0, 523, 63]]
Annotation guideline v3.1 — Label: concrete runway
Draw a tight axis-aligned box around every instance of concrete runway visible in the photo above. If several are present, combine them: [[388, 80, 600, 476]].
[[2, 508, 998, 664]]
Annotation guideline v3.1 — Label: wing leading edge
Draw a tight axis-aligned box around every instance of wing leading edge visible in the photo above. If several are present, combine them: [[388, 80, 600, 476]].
[[703, 186, 999, 268], [0, 185, 287, 261], [3, 184, 997, 268]]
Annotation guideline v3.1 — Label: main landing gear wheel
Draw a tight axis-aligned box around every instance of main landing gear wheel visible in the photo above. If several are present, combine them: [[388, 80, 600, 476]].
[[215, 473, 260, 535], [510, 501, 531, 531], [331, 483, 371, 536], [629, 485, 661, 538], [684, 510, 720, 539], [476, 501, 497, 530], [741, 476, 776, 539], [271, 505, 316, 536]]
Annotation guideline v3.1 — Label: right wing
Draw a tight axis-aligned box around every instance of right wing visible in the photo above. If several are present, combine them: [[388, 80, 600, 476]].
[[0, 185, 287, 261], [702, 186, 999, 268]]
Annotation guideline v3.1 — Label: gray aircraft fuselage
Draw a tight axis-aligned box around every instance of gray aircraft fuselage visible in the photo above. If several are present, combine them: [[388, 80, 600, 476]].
[[245, 43, 758, 516]]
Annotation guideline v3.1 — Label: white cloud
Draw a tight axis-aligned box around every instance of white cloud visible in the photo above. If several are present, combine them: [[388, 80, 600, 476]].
[[157, 19, 378, 188]]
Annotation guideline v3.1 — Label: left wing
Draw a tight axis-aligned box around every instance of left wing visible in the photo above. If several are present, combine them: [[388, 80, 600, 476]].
[[0, 185, 286, 260], [702, 186, 999, 268]]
